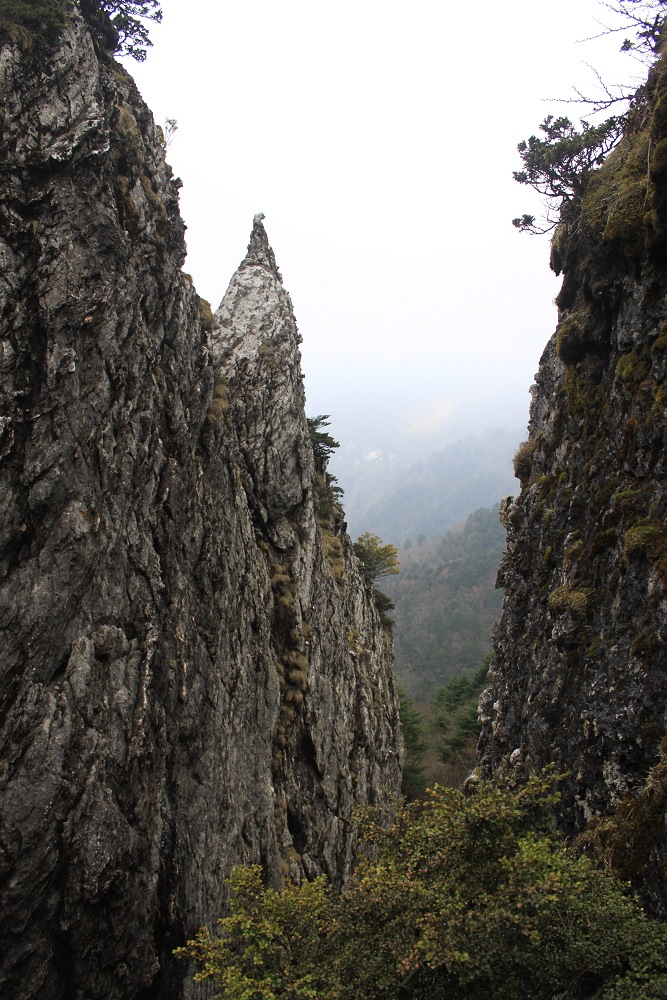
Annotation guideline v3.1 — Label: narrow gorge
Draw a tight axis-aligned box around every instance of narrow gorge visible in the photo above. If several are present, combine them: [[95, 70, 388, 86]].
[[0, 11, 401, 998], [5, 1, 667, 997]]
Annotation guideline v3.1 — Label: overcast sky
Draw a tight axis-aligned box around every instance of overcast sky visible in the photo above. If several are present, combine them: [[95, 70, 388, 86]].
[[130, 0, 639, 457]]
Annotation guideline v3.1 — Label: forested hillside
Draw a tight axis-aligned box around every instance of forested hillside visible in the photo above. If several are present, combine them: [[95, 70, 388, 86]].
[[400, 658, 491, 797], [335, 428, 521, 542], [385, 506, 505, 700]]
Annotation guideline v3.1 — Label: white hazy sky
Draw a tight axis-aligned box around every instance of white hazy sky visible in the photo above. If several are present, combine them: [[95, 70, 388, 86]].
[[130, 0, 640, 452]]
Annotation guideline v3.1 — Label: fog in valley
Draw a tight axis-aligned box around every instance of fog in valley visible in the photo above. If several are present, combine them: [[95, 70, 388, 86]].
[[132, 0, 636, 540], [308, 360, 525, 541]]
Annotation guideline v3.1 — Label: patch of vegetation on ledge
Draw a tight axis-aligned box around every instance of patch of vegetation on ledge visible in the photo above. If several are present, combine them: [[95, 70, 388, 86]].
[[548, 584, 598, 617], [0, 0, 67, 46]]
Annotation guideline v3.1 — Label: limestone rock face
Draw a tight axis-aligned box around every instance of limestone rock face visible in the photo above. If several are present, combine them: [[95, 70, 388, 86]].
[[479, 57, 667, 908], [0, 14, 401, 1000]]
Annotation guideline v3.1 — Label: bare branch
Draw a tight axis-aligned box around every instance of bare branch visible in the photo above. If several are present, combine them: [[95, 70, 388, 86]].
[[513, 0, 666, 233]]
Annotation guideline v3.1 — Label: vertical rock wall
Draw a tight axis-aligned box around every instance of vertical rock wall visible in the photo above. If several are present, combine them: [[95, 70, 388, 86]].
[[479, 55, 667, 904], [0, 13, 401, 999]]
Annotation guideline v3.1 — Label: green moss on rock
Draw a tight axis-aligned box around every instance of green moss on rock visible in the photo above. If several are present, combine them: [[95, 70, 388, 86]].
[[616, 351, 651, 385], [581, 129, 650, 259], [556, 310, 592, 364], [630, 628, 659, 658], [564, 538, 585, 566], [548, 585, 597, 617], [624, 522, 662, 556]]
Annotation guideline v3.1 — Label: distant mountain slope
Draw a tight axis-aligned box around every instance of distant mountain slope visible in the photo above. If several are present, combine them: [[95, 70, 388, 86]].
[[337, 429, 520, 544], [385, 506, 506, 700]]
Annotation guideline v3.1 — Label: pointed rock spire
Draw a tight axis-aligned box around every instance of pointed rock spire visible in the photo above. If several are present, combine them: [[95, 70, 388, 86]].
[[241, 212, 282, 279]]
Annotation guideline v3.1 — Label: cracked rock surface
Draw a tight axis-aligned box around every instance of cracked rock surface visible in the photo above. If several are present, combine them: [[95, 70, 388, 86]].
[[0, 13, 401, 999], [479, 56, 667, 913]]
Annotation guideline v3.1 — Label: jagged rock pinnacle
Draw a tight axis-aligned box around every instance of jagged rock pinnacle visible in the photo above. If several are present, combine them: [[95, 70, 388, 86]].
[[242, 212, 282, 279], [0, 12, 403, 999]]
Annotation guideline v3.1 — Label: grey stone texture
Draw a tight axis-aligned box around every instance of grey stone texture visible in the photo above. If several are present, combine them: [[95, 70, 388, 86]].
[[0, 13, 401, 999], [479, 56, 667, 912]]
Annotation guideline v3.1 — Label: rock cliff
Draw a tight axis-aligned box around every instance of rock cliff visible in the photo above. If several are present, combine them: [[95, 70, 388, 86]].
[[479, 55, 667, 907], [0, 11, 402, 999]]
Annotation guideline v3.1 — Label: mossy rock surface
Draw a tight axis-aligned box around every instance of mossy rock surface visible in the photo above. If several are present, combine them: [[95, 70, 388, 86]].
[[556, 308, 595, 364], [548, 585, 597, 617], [616, 351, 651, 385], [513, 437, 539, 483]]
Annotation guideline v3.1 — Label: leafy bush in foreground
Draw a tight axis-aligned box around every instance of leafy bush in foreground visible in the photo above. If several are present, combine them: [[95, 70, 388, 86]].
[[177, 772, 667, 999]]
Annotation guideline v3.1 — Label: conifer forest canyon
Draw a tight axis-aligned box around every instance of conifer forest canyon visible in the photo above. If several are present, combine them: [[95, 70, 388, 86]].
[[3, 2, 667, 998]]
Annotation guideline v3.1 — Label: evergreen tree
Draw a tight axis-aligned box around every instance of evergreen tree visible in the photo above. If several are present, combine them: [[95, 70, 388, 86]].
[[431, 655, 491, 768], [307, 415, 339, 472], [513, 0, 667, 232], [80, 0, 161, 60], [398, 687, 428, 800], [0, 0, 162, 59]]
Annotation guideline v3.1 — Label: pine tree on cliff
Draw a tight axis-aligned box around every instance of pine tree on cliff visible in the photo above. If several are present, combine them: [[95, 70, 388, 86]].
[[513, 0, 667, 233], [80, 0, 161, 60], [0, 0, 162, 60]]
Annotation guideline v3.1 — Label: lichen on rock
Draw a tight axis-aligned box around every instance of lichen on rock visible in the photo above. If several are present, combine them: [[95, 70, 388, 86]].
[[0, 10, 402, 999], [479, 52, 667, 913]]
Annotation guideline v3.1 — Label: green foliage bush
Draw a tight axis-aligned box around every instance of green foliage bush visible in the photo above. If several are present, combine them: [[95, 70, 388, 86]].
[[175, 866, 337, 999], [178, 773, 667, 999], [354, 532, 400, 584]]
